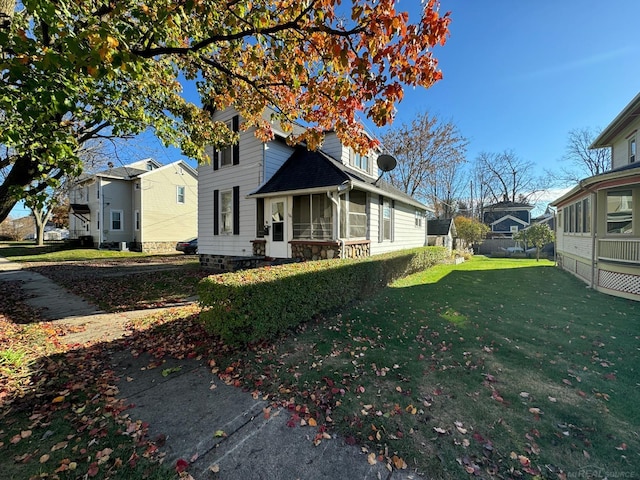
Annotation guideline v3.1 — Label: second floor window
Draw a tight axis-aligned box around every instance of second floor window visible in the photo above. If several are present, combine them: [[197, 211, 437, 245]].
[[629, 137, 636, 164], [177, 186, 185, 204]]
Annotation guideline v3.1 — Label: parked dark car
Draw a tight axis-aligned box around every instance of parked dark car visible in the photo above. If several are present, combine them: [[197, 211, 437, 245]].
[[176, 238, 197, 255]]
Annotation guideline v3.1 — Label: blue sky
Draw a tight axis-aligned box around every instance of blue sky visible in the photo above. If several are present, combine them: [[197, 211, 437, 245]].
[[394, 0, 640, 187], [11, 0, 640, 217]]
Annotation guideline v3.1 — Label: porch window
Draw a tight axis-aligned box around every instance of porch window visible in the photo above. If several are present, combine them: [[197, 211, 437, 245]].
[[606, 190, 633, 234], [340, 190, 367, 239], [220, 190, 233, 234], [575, 200, 582, 233], [582, 197, 591, 233], [293, 194, 333, 240]]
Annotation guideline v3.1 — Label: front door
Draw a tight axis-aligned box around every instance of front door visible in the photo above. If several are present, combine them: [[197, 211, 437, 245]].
[[269, 198, 288, 258]]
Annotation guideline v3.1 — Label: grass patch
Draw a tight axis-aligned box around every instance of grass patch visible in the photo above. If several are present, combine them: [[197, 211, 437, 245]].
[[213, 256, 639, 478], [1, 245, 158, 262]]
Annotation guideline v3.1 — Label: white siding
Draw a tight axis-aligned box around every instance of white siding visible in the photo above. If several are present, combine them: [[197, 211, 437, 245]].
[[369, 194, 427, 256], [199, 108, 266, 257], [264, 140, 295, 182], [611, 116, 640, 169], [320, 132, 348, 163]]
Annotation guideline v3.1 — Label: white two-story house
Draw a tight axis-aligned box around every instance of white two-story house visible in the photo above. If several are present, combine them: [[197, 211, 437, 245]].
[[198, 108, 430, 271], [551, 92, 640, 301], [69, 159, 198, 253]]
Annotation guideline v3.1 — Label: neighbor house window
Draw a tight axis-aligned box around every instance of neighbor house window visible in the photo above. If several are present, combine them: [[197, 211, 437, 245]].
[[220, 190, 233, 234], [606, 190, 633, 234], [293, 194, 333, 240], [575, 200, 582, 233], [111, 210, 123, 231], [415, 210, 423, 228], [629, 136, 636, 164], [177, 185, 185, 204], [135, 210, 140, 230], [582, 197, 591, 233]]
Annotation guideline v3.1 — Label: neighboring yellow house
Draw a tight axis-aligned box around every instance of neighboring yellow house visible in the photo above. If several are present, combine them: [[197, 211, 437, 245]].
[[551, 92, 640, 301], [69, 159, 198, 253]]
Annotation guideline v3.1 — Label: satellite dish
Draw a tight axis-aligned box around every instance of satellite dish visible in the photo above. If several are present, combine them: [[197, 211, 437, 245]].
[[377, 154, 397, 172]]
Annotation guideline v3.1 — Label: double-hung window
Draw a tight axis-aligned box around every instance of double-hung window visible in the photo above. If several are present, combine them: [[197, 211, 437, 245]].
[[177, 185, 185, 204], [220, 191, 233, 234], [629, 136, 636, 164], [111, 210, 123, 231]]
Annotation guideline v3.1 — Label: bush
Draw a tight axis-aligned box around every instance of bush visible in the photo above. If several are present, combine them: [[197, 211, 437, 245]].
[[198, 247, 449, 346]]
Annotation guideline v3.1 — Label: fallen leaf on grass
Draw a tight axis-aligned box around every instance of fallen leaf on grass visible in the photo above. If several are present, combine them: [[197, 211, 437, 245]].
[[176, 458, 189, 473], [392, 455, 407, 469], [210, 465, 220, 473], [308, 417, 317, 427], [528, 407, 543, 415], [434, 427, 447, 434], [616, 443, 627, 451], [39, 454, 50, 463], [52, 395, 66, 403], [367, 453, 377, 465]]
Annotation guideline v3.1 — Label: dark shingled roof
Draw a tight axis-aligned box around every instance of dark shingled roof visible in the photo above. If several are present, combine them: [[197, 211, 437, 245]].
[[99, 166, 148, 179], [253, 148, 349, 194], [252, 148, 425, 208], [427, 219, 453, 236], [485, 200, 534, 210]]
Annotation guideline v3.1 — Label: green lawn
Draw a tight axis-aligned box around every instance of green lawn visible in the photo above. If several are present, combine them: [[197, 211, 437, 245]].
[[0, 242, 161, 262], [217, 256, 639, 479]]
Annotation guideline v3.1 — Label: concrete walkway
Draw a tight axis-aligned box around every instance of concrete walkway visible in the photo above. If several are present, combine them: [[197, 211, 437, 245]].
[[1, 256, 424, 479]]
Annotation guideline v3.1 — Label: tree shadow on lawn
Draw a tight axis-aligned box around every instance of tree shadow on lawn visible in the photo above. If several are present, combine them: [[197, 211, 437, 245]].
[[364, 263, 640, 477]]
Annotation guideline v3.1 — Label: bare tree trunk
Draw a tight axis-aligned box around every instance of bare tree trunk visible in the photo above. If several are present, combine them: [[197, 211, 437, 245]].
[[31, 207, 52, 247]]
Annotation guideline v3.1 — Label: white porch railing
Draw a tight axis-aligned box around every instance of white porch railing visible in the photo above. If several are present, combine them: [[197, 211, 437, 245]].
[[598, 238, 640, 264]]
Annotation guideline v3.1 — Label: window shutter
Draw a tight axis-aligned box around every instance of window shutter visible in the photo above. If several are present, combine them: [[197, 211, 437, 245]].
[[233, 186, 240, 235], [378, 195, 383, 243], [213, 189, 219, 235], [213, 147, 219, 170], [232, 115, 240, 166]]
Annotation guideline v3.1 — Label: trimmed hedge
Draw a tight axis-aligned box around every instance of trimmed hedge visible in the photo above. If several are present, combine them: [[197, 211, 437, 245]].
[[198, 246, 449, 346]]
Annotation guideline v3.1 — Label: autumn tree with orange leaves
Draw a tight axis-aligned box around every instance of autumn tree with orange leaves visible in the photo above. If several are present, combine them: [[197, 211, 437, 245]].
[[0, 0, 450, 222]]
